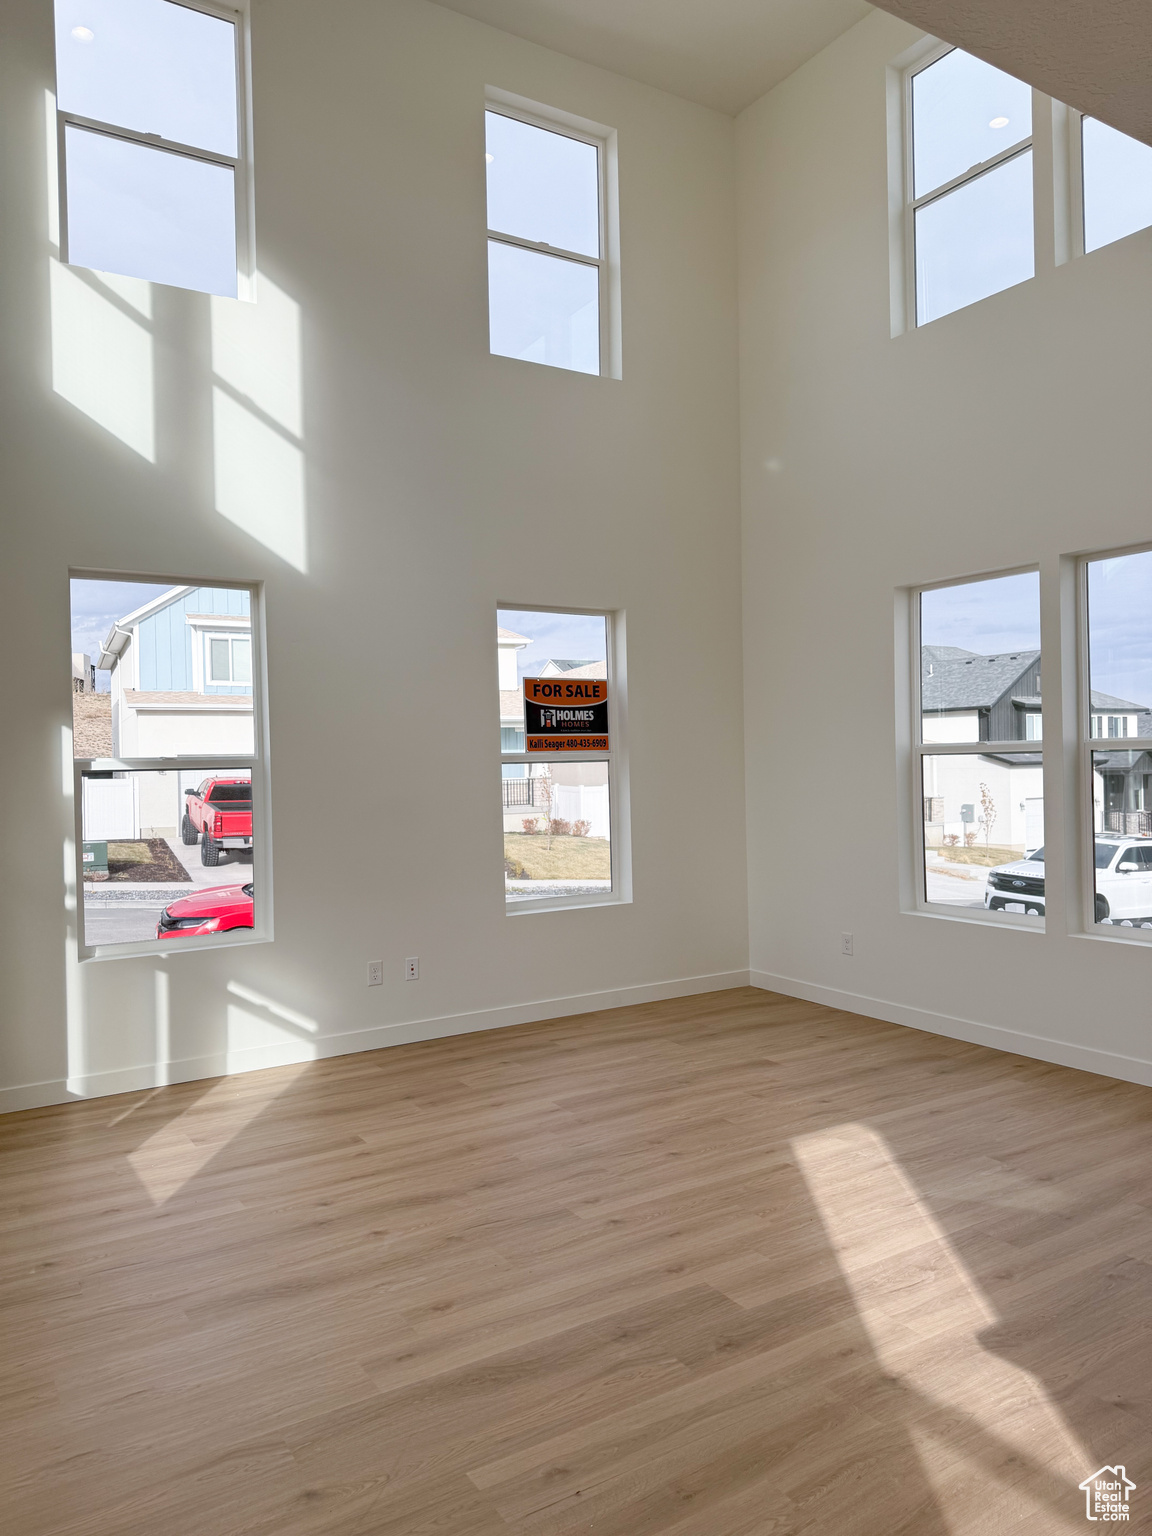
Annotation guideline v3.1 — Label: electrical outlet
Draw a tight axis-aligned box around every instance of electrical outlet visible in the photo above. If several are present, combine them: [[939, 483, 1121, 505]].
[[405, 956, 419, 981], [840, 932, 853, 957], [368, 961, 384, 987]]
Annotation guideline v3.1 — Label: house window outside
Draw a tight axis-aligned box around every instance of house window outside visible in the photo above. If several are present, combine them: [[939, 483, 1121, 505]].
[[486, 106, 605, 375], [1081, 116, 1152, 254], [54, 0, 251, 298], [1084, 550, 1152, 928], [916, 570, 1044, 921], [209, 633, 251, 684], [907, 48, 1034, 325], [69, 575, 268, 956], [496, 607, 624, 911]]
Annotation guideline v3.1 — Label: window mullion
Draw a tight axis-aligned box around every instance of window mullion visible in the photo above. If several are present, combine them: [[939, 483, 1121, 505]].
[[59, 111, 239, 170], [911, 137, 1033, 211], [487, 229, 602, 268]]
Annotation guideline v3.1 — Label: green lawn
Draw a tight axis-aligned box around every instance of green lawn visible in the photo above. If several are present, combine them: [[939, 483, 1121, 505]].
[[504, 832, 610, 881], [932, 844, 1024, 868]]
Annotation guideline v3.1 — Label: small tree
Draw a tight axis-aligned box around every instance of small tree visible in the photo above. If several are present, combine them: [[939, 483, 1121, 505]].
[[979, 781, 997, 849], [533, 765, 555, 849]]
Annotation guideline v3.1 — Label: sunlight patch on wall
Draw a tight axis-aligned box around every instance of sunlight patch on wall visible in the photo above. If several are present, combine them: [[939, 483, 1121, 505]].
[[791, 1123, 1088, 1532], [212, 388, 306, 570], [46, 91, 155, 460], [211, 273, 307, 571], [51, 258, 155, 459]]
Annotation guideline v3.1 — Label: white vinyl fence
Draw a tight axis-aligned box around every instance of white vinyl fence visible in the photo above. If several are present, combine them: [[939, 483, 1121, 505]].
[[552, 782, 610, 840], [82, 776, 138, 840]]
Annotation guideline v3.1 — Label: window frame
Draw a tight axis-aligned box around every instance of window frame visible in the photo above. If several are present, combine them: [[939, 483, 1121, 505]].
[[900, 42, 1036, 331], [55, 0, 256, 301], [484, 91, 616, 379], [909, 565, 1044, 931], [1077, 542, 1152, 941], [71, 570, 271, 961], [496, 601, 630, 916]]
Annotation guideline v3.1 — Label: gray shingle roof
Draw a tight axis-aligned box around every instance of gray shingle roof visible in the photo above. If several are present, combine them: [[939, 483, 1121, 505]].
[[921, 649, 1040, 711]]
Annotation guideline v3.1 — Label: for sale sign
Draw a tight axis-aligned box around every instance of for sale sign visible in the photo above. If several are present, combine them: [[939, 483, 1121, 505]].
[[524, 677, 609, 753]]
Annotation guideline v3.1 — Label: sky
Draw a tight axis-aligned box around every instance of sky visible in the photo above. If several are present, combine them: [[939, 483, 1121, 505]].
[[1087, 553, 1152, 709], [498, 609, 607, 681], [922, 557, 1152, 713], [921, 571, 1040, 657], [71, 577, 173, 690]]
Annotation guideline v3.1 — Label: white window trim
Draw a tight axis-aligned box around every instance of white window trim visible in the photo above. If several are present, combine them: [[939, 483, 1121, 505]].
[[56, 0, 256, 301], [485, 88, 621, 380], [888, 38, 1036, 334], [71, 570, 272, 961], [496, 602, 631, 915], [1077, 543, 1152, 942], [905, 566, 1045, 932]]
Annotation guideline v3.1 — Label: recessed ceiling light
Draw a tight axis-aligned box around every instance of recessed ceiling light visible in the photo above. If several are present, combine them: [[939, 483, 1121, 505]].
[[989, 115, 1009, 129], [485, 152, 494, 163], [71, 24, 94, 40]]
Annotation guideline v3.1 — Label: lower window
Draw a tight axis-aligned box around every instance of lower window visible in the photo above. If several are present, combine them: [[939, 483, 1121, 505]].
[[922, 752, 1044, 917], [1091, 751, 1152, 928], [503, 761, 611, 905], [81, 766, 255, 948]]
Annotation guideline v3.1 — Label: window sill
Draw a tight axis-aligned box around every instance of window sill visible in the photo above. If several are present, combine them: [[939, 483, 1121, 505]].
[[505, 890, 630, 917], [902, 903, 1045, 933]]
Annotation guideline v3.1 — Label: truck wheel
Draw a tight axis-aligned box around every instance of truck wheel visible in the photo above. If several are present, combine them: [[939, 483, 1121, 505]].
[[181, 815, 198, 845], [201, 834, 221, 867], [1095, 894, 1109, 923]]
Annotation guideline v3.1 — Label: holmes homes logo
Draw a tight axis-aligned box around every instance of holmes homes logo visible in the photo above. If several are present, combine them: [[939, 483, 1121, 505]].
[[1079, 1465, 1136, 1522]]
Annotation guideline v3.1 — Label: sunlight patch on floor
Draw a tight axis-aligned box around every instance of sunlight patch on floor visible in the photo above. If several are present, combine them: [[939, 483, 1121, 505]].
[[127, 1061, 307, 1205], [791, 1122, 1089, 1533]]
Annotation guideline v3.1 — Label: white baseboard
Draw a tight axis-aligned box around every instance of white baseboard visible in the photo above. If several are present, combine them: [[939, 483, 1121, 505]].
[[749, 969, 1152, 1089], [0, 969, 751, 1115]]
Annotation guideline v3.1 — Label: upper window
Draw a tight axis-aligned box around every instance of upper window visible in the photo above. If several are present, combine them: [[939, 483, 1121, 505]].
[[1081, 117, 1152, 254], [54, 0, 249, 298], [908, 49, 1034, 325], [69, 575, 266, 957], [496, 607, 622, 911], [916, 571, 1044, 922], [486, 108, 604, 376]]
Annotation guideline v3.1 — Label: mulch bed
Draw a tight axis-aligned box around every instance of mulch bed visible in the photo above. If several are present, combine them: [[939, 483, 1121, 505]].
[[84, 839, 193, 883]]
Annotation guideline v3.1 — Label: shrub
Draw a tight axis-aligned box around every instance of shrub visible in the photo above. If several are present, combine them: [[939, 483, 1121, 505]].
[[943, 833, 959, 846], [964, 831, 978, 846], [550, 818, 571, 836], [521, 817, 538, 835], [504, 855, 527, 879], [571, 819, 591, 837]]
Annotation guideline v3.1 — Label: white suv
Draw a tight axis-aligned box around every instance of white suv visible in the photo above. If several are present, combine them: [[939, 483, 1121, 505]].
[[986, 837, 1152, 924]]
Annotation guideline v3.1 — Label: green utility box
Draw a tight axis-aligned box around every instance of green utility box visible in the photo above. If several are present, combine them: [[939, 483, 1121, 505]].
[[82, 840, 109, 879]]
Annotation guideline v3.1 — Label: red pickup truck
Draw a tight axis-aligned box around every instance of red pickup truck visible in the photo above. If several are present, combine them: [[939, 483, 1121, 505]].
[[181, 776, 253, 866]]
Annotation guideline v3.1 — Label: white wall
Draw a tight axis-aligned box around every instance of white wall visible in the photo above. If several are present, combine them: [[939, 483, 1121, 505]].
[[0, 0, 747, 1108], [739, 10, 1152, 1083]]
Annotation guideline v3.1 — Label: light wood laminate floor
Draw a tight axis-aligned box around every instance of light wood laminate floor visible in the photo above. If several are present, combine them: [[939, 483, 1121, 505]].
[[4, 987, 1152, 1535]]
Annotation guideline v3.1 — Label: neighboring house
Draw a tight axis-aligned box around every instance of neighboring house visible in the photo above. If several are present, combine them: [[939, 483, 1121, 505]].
[[921, 645, 1044, 742], [497, 625, 610, 837], [922, 645, 1152, 846], [91, 587, 254, 837], [71, 652, 96, 692]]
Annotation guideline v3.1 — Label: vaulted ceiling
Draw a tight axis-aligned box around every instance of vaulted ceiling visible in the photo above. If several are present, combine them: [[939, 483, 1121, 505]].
[[429, 0, 872, 116], [871, 0, 1152, 145], [433, 0, 1152, 145]]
